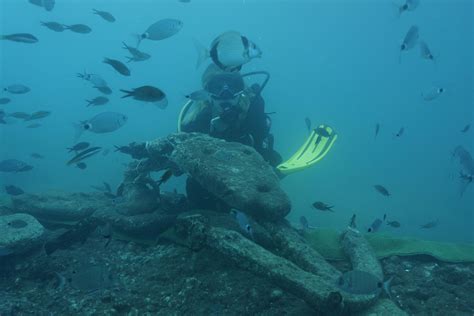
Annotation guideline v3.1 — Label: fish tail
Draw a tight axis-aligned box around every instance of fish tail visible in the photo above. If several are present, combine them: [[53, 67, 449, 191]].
[[119, 89, 132, 98], [122, 41, 129, 50], [92, 8, 98, 14], [383, 277, 393, 300], [328, 206, 335, 211], [85, 99, 92, 107], [132, 33, 142, 48], [194, 39, 208, 69], [102, 57, 110, 65], [62, 24, 70, 30]]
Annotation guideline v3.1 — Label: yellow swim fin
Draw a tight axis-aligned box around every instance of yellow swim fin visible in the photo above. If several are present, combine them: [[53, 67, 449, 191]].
[[277, 124, 337, 175]]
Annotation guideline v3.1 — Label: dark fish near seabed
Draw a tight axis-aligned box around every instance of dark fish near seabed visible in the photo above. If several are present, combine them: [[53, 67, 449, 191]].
[[67, 147, 102, 166], [27, 123, 41, 128], [368, 214, 386, 233], [76, 162, 87, 170], [25, 111, 51, 121], [67, 142, 90, 153], [374, 185, 390, 196], [375, 123, 380, 139], [196, 30, 262, 72], [231, 209, 254, 239], [30, 153, 44, 159], [67, 265, 113, 293], [337, 270, 392, 298], [64, 24, 92, 34], [9, 112, 31, 119], [137, 19, 183, 46], [86, 96, 109, 107], [41, 21, 66, 32], [5, 185, 25, 196], [387, 220, 401, 228], [0, 98, 11, 105], [420, 220, 438, 229], [93, 9, 116, 22], [452, 146, 474, 175], [4, 84, 30, 94], [122, 42, 150, 63], [312, 201, 334, 212], [157, 169, 173, 186], [0, 159, 33, 173], [395, 127, 404, 137], [1, 33, 38, 44], [103, 58, 130, 76], [461, 124, 470, 133], [305, 117, 311, 134], [120, 85, 168, 109]]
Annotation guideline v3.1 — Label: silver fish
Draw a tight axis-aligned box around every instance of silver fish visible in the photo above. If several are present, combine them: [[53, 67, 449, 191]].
[[368, 214, 386, 233], [1, 33, 38, 43], [422, 86, 444, 101], [196, 31, 262, 71], [337, 270, 392, 298], [93, 9, 115, 23], [103, 58, 130, 76], [4, 84, 30, 94], [399, 25, 419, 62], [77, 71, 108, 88], [419, 40, 435, 62], [95, 86, 112, 95], [397, 0, 420, 16], [75, 112, 127, 140], [137, 19, 183, 46], [231, 209, 254, 239], [185, 89, 209, 101], [420, 220, 438, 229]]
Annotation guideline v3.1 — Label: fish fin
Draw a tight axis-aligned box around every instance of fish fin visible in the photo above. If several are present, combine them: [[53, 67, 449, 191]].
[[383, 277, 393, 300], [194, 39, 209, 69], [73, 122, 85, 143], [119, 89, 132, 98]]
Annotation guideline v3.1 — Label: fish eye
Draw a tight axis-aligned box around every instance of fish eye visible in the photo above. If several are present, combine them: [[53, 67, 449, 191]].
[[84, 124, 91, 130], [401, 44, 406, 50], [377, 282, 382, 288], [246, 224, 251, 232], [439, 88, 444, 93]]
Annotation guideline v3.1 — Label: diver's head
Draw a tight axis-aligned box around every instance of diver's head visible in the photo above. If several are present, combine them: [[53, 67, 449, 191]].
[[204, 69, 246, 123]]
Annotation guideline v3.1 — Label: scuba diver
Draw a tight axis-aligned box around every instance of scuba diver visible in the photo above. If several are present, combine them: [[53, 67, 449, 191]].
[[178, 64, 337, 209]]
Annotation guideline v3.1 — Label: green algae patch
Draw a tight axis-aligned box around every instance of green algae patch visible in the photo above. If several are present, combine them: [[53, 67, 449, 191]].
[[304, 228, 474, 263]]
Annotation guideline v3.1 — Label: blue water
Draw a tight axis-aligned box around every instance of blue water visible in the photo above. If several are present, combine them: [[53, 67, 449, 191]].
[[1, 0, 472, 243]]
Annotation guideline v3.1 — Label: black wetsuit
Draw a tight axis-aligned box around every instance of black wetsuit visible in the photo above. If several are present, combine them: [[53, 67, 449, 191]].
[[182, 86, 282, 210]]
